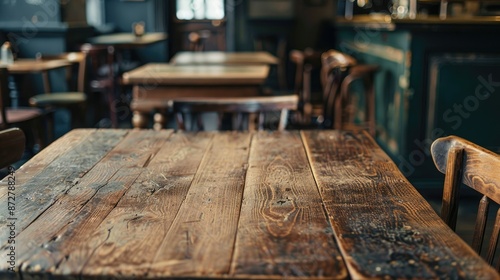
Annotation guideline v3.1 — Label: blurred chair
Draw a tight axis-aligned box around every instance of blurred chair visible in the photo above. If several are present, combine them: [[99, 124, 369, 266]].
[[431, 136, 500, 271], [29, 52, 87, 134], [253, 34, 287, 91], [0, 127, 25, 169], [80, 43, 118, 128], [289, 48, 323, 126], [0, 67, 45, 151], [173, 95, 298, 131], [188, 30, 211, 52], [321, 49, 378, 136]]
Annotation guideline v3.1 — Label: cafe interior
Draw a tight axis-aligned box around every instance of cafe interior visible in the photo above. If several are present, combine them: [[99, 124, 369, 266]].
[[1, 0, 500, 278]]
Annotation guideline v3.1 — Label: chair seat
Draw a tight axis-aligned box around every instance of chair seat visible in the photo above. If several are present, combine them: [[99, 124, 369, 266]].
[[29, 92, 86, 107], [0, 107, 43, 125]]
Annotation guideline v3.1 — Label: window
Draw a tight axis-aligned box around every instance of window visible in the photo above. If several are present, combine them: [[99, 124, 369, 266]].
[[176, 0, 225, 20]]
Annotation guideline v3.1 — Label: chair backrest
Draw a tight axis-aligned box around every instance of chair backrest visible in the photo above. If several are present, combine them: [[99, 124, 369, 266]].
[[0, 127, 25, 169], [36, 52, 87, 93], [321, 49, 377, 136], [321, 50, 357, 128], [0, 67, 10, 128], [289, 48, 323, 96], [253, 34, 287, 90], [431, 135, 500, 270], [188, 30, 211, 52], [80, 43, 117, 127], [173, 95, 298, 131], [80, 43, 115, 83]]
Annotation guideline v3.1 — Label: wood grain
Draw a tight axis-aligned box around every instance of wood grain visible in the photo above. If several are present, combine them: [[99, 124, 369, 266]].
[[78, 132, 213, 278], [231, 131, 347, 279], [302, 130, 499, 279], [1, 129, 497, 279], [147, 132, 251, 278], [0, 129, 127, 244], [0, 129, 94, 199], [6, 130, 173, 277]]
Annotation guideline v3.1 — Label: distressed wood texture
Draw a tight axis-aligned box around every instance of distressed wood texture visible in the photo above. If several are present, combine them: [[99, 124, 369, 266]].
[[231, 131, 347, 279], [0, 129, 497, 279], [302, 130, 499, 279], [148, 132, 251, 278]]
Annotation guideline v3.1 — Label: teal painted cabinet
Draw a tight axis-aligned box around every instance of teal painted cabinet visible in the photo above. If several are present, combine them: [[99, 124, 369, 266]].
[[336, 21, 500, 190]]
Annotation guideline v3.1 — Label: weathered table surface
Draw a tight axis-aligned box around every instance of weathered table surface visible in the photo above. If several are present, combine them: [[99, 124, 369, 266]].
[[0, 129, 497, 279], [170, 51, 279, 66]]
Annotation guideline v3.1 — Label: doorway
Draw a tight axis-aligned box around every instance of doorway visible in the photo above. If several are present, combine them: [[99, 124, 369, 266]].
[[168, 0, 227, 57]]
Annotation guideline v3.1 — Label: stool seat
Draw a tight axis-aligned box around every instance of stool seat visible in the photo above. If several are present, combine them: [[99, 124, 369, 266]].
[[29, 92, 86, 106]]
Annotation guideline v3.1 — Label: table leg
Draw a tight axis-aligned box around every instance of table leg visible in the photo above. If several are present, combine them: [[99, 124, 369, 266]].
[[132, 111, 148, 129], [153, 112, 166, 131]]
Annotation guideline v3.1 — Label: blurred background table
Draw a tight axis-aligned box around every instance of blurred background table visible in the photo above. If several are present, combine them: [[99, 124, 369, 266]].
[[87, 32, 167, 48], [123, 63, 270, 129]]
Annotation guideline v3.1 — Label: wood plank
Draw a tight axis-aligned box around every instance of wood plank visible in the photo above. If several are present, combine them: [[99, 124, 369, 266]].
[[302, 130, 499, 279], [231, 131, 347, 279], [0, 129, 95, 199], [146, 132, 252, 278], [66, 132, 214, 278], [0, 129, 128, 244], [6, 129, 173, 277]]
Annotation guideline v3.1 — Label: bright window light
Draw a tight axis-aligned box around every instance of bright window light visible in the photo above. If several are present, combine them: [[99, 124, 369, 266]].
[[176, 0, 225, 20]]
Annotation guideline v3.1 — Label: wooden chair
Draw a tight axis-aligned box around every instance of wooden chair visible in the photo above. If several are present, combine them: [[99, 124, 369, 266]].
[[253, 34, 288, 91], [289, 48, 323, 126], [0, 67, 44, 151], [431, 136, 500, 271], [188, 30, 211, 52], [29, 52, 88, 133], [321, 49, 378, 136], [80, 43, 118, 128], [0, 127, 25, 169], [173, 95, 298, 131]]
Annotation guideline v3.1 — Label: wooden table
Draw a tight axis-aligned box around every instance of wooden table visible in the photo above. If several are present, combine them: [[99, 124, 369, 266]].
[[1, 129, 497, 279], [87, 32, 167, 48], [170, 51, 279, 65], [122, 63, 270, 129]]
